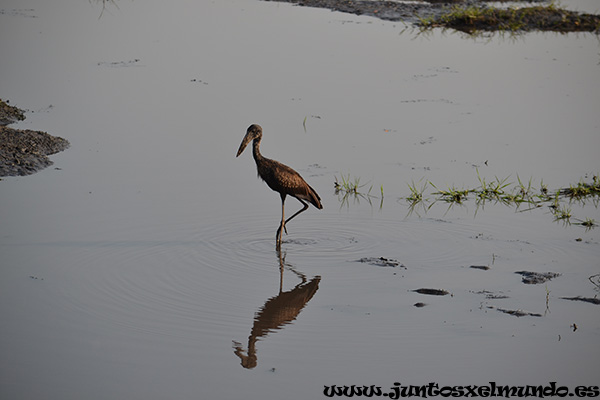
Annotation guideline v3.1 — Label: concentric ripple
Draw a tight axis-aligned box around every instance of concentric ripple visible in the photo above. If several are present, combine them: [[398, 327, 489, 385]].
[[44, 208, 591, 348]]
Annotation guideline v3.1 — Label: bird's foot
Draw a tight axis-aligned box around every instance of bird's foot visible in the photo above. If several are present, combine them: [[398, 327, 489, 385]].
[[276, 227, 283, 242], [276, 225, 288, 238]]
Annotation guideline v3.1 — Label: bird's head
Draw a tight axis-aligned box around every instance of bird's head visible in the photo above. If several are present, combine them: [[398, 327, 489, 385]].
[[236, 124, 262, 157]]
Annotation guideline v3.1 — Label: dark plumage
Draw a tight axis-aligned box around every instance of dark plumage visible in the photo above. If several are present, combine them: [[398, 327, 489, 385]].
[[236, 124, 322, 245]]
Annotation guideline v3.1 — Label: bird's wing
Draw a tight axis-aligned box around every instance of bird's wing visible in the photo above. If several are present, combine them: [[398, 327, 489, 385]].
[[258, 158, 322, 209]]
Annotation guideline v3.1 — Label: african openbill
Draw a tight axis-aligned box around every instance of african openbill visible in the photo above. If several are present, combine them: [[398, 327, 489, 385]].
[[236, 124, 322, 245]]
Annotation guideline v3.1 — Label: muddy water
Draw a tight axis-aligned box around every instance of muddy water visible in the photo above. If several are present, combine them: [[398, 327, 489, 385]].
[[1, 0, 599, 399]]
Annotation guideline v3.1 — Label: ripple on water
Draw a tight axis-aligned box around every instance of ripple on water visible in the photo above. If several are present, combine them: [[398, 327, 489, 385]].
[[49, 209, 587, 345]]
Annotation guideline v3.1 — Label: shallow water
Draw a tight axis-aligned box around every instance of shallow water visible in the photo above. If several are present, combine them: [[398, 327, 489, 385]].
[[1, 1, 599, 399]]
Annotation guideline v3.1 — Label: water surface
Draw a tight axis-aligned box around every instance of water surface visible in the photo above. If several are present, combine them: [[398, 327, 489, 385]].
[[1, 1, 599, 399]]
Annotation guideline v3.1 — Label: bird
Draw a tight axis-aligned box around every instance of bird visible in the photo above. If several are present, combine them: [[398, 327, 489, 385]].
[[236, 124, 322, 245]]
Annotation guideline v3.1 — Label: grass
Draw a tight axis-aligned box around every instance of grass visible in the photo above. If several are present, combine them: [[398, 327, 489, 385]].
[[333, 172, 598, 228], [552, 205, 572, 223], [400, 173, 599, 228], [418, 3, 600, 34], [559, 179, 600, 200], [475, 171, 512, 204], [335, 172, 598, 228], [430, 183, 470, 204], [406, 179, 427, 205], [334, 174, 366, 195], [334, 174, 383, 209], [405, 179, 430, 216], [580, 218, 596, 228]]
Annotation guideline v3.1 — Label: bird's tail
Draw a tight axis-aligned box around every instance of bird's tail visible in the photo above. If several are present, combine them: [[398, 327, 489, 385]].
[[307, 184, 323, 209]]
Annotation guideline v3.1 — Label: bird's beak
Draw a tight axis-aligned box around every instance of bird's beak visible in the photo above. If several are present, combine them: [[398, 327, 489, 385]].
[[236, 133, 252, 157]]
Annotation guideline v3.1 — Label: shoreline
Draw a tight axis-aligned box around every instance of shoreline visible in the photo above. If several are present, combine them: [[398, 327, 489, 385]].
[[261, 0, 600, 32]]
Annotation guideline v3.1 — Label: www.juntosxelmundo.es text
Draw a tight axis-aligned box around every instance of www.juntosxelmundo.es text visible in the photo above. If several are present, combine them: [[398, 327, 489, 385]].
[[323, 382, 599, 398]]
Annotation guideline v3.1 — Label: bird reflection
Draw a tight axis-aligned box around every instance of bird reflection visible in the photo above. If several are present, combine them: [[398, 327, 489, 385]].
[[233, 249, 320, 369]]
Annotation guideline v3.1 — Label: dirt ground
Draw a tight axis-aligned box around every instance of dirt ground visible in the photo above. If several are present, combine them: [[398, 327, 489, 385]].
[[262, 0, 447, 23], [0, 100, 70, 177], [262, 0, 600, 32]]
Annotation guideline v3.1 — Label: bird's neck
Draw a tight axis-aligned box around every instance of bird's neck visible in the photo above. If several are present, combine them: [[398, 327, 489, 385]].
[[252, 139, 263, 162]]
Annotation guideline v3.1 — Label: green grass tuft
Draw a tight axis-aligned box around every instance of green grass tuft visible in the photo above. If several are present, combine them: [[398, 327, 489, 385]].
[[418, 4, 600, 34]]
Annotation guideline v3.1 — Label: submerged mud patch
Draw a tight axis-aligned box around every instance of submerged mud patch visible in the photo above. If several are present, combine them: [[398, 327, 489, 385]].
[[356, 257, 405, 268], [493, 307, 542, 317], [413, 288, 449, 296], [560, 296, 600, 305], [515, 271, 561, 285]]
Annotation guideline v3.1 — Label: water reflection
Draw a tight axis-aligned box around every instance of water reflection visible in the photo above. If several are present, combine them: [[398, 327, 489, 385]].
[[233, 249, 320, 369], [91, 0, 119, 17]]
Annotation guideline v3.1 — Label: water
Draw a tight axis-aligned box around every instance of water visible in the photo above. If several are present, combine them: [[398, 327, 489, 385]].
[[1, 1, 599, 399]]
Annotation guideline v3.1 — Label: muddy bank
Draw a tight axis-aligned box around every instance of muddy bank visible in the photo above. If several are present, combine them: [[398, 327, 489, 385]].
[[263, 0, 443, 23], [0, 127, 70, 177], [262, 0, 600, 32], [0, 100, 70, 177], [0, 99, 25, 126]]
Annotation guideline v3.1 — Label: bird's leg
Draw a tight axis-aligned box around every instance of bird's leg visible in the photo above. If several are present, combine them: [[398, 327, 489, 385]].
[[276, 194, 286, 245], [284, 198, 309, 228], [276, 197, 309, 244]]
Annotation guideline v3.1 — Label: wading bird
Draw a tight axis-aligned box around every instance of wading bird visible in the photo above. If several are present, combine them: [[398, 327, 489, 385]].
[[236, 124, 322, 245]]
